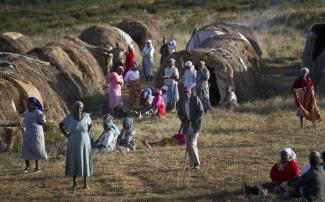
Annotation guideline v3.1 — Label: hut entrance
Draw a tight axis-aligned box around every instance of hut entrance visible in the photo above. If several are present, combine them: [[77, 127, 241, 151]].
[[312, 25, 325, 60], [207, 67, 220, 106]]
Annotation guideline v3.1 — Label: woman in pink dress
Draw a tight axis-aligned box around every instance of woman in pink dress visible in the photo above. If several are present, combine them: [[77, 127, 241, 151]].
[[106, 66, 124, 116]]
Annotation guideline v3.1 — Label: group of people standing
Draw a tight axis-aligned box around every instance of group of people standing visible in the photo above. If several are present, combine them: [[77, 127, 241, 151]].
[[13, 35, 325, 200], [104, 37, 213, 118]]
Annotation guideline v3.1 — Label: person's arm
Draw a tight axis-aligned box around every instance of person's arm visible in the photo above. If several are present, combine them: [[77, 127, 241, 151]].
[[59, 122, 69, 137], [124, 72, 130, 83], [172, 68, 179, 80], [177, 101, 185, 121], [291, 160, 300, 177], [270, 163, 280, 182], [192, 97, 204, 122]]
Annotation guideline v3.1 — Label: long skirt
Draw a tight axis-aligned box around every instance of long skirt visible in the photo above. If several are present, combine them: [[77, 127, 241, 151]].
[[21, 134, 48, 160], [143, 57, 154, 77], [166, 83, 179, 103], [109, 86, 122, 108], [128, 79, 141, 109]]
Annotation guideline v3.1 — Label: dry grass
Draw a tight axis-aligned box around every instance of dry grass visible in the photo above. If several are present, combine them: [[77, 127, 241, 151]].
[[1, 96, 325, 201], [2, 1, 325, 201]]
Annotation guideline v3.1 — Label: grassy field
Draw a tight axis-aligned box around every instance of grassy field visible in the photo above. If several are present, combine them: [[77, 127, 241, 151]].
[[1, 0, 325, 201], [1, 97, 325, 201]]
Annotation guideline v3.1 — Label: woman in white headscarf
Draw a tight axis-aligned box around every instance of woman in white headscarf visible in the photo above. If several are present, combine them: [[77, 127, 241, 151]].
[[243, 147, 300, 196], [181, 61, 197, 95], [141, 40, 155, 82]]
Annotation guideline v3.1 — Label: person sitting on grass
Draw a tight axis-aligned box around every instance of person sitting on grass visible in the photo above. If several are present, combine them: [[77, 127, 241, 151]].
[[161, 86, 168, 106], [151, 88, 166, 117], [117, 117, 136, 151], [243, 147, 300, 196], [291, 151, 325, 202], [93, 117, 118, 152], [138, 88, 166, 118], [134, 87, 153, 117], [142, 124, 185, 148]]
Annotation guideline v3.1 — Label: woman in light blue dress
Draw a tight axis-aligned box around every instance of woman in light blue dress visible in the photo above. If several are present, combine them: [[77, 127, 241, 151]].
[[59, 101, 92, 191], [21, 97, 47, 173]]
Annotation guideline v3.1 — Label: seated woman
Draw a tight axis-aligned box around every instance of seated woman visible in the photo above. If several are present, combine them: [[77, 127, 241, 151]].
[[142, 125, 185, 148], [93, 118, 117, 152], [133, 87, 153, 117], [139, 88, 166, 118], [117, 117, 136, 151], [243, 148, 300, 196], [151, 88, 166, 116]]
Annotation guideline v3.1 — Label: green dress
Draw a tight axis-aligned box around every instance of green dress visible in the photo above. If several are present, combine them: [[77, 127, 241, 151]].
[[63, 113, 93, 177]]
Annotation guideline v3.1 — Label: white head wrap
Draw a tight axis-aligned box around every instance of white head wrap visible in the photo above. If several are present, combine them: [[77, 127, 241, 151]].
[[128, 43, 134, 50], [74, 101, 84, 109], [185, 61, 195, 71], [301, 67, 310, 75], [280, 147, 297, 160], [161, 86, 168, 92]]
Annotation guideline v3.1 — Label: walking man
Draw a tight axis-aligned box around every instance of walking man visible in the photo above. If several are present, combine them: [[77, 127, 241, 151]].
[[177, 87, 204, 170]]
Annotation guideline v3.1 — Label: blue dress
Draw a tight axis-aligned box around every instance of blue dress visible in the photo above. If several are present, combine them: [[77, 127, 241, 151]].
[[21, 109, 48, 160], [63, 113, 93, 177]]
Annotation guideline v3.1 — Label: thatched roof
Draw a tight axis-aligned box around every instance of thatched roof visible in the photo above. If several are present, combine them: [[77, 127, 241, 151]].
[[186, 22, 262, 57], [302, 23, 325, 94], [116, 20, 161, 50], [0, 36, 108, 122], [0, 32, 34, 54], [79, 25, 140, 55], [158, 32, 261, 102], [0, 56, 68, 121]]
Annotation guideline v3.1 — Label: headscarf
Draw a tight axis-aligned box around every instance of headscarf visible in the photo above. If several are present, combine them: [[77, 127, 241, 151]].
[[123, 117, 133, 128], [117, 66, 124, 73], [280, 147, 297, 160], [142, 40, 154, 57], [184, 86, 192, 94], [154, 88, 162, 96], [301, 67, 310, 75], [74, 101, 84, 110], [146, 40, 152, 47], [143, 87, 153, 100], [185, 60, 195, 72], [161, 86, 168, 93], [103, 118, 113, 127], [152, 88, 162, 107], [27, 97, 43, 112], [128, 43, 134, 50], [170, 40, 176, 47], [103, 114, 120, 136]]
